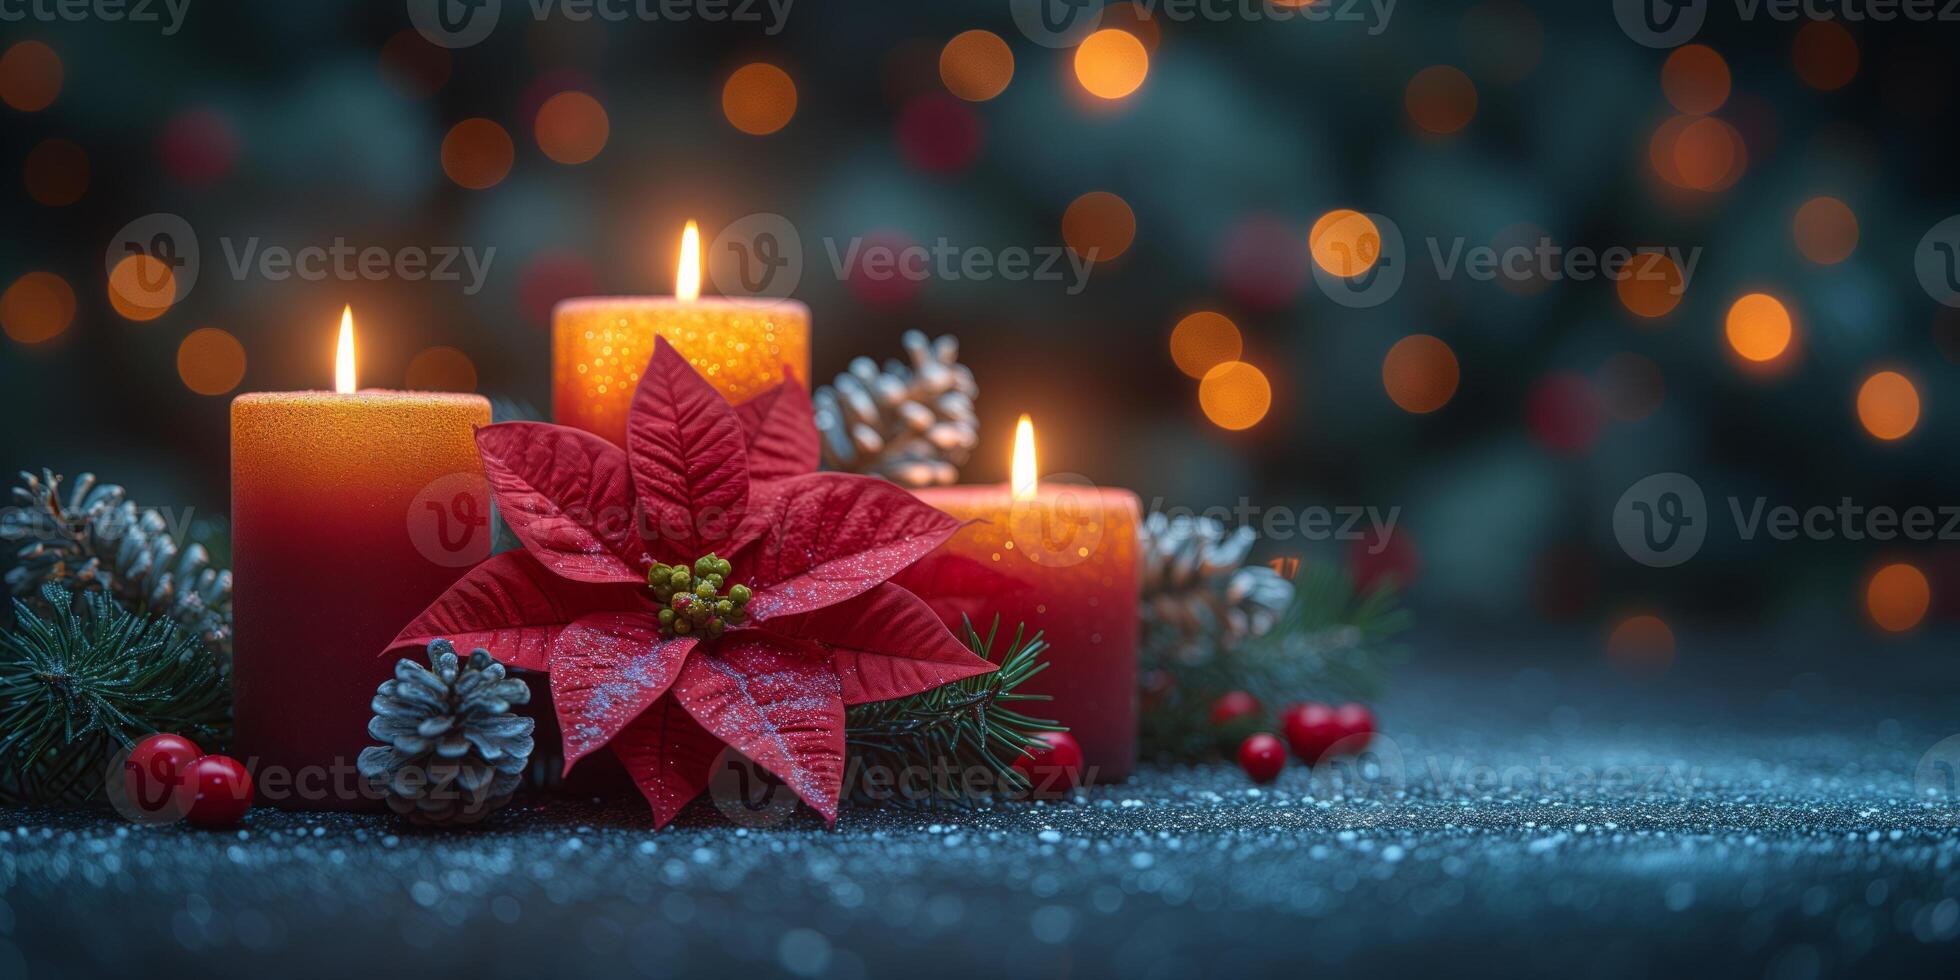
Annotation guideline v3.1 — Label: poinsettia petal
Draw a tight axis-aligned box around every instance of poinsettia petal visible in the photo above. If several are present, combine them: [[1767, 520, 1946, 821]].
[[609, 694, 727, 829], [673, 634, 846, 824], [548, 614, 694, 769], [763, 583, 995, 704], [626, 338, 750, 559], [732, 370, 820, 481], [738, 473, 964, 620], [890, 551, 1036, 631], [383, 551, 649, 671], [476, 422, 646, 583]]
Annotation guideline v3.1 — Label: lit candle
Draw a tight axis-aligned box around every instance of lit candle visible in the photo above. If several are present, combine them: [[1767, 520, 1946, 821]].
[[553, 220, 811, 444], [909, 417, 1142, 780], [231, 308, 491, 807]]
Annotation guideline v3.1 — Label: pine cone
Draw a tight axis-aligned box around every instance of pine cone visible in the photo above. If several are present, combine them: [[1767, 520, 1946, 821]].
[[1, 470, 232, 659], [1138, 512, 1295, 663], [813, 330, 979, 487], [358, 639, 535, 827]]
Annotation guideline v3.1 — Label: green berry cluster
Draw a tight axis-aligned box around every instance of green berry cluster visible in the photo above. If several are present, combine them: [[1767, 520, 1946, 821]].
[[648, 553, 753, 639]]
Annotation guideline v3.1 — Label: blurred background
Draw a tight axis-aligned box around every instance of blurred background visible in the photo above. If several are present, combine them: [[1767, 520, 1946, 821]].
[[3, 0, 1957, 663]]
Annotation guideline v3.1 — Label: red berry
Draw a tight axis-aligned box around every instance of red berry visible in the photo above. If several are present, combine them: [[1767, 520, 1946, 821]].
[[1012, 731, 1083, 799], [122, 733, 201, 820], [1236, 733, 1286, 784], [1333, 702, 1376, 753], [1281, 702, 1344, 763], [1209, 690, 1261, 727], [182, 755, 254, 829]]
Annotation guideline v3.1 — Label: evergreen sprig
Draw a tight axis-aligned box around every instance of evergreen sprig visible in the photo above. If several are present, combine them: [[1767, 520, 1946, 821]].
[[0, 583, 230, 804], [1140, 560, 1411, 759], [844, 617, 1063, 806]]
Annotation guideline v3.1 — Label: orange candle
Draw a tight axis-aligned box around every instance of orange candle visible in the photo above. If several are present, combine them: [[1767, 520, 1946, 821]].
[[553, 221, 809, 444], [910, 417, 1142, 780], [231, 309, 491, 808]]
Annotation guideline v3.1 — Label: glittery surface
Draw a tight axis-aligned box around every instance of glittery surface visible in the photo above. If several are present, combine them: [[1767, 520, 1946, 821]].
[[5, 638, 1959, 978], [552, 297, 810, 447]]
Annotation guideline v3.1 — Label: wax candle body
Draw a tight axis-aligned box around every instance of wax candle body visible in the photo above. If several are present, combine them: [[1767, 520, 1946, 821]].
[[908, 485, 1141, 780], [232, 391, 491, 809], [553, 297, 810, 445]]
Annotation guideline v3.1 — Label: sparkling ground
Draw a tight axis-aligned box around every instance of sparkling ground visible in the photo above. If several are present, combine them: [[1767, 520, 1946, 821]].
[[3, 634, 1959, 979]]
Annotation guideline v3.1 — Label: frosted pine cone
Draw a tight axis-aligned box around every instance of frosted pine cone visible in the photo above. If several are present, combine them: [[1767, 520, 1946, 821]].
[[358, 639, 535, 827], [1139, 512, 1295, 663], [813, 330, 978, 487]]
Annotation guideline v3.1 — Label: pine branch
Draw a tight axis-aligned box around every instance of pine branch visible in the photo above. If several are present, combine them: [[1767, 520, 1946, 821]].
[[1139, 560, 1410, 759], [843, 616, 1063, 807], [0, 469, 233, 659], [0, 584, 231, 805]]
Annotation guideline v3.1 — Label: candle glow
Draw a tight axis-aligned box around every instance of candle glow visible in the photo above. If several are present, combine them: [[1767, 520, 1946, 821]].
[[334, 306, 356, 393], [1011, 414, 1038, 500], [676, 220, 702, 303]]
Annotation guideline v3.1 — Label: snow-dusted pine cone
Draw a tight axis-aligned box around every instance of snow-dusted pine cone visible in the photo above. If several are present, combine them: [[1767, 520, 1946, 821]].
[[1, 470, 232, 658], [813, 330, 978, 487], [1138, 512, 1296, 663], [358, 640, 535, 827]]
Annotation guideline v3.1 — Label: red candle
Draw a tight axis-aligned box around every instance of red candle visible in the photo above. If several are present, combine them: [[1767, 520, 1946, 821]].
[[231, 309, 491, 808], [909, 417, 1141, 781]]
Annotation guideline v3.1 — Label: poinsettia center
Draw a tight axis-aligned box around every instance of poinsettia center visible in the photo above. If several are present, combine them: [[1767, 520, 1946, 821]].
[[649, 553, 752, 639]]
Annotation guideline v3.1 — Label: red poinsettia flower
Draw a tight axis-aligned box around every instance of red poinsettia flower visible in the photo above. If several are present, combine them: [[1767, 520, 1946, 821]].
[[386, 338, 993, 827]]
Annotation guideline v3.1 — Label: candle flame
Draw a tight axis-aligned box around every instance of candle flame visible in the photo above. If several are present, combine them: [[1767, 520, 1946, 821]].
[[334, 306, 356, 394], [1011, 414, 1038, 500], [677, 220, 702, 302]]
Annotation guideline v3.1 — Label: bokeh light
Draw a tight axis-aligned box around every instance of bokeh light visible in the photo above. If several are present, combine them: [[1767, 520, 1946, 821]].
[[1062, 191, 1136, 262], [160, 108, 239, 186], [1, 272, 75, 345], [897, 93, 982, 173], [939, 30, 1014, 102], [176, 327, 247, 396], [0, 41, 62, 112], [1672, 115, 1746, 190], [1791, 196, 1858, 265], [1600, 352, 1665, 422], [23, 137, 88, 206], [1405, 66, 1477, 135], [1308, 209, 1381, 278], [405, 346, 479, 391], [107, 254, 176, 322], [1607, 614, 1676, 676], [1793, 20, 1859, 92], [1725, 293, 1793, 364], [1866, 562, 1929, 632], [1526, 372, 1602, 454], [723, 63, 798, 135], [534, 91, 610, 164], [1616, 252, 1684, 318], [1856, 370, 1919, 441], [1381, 335, 1460, 414], [1661, 44, 1730, 115], [440, 118, 514, 190], [1169, 312, 1242, 379], [1198, 361, 1272, 431], [1073, 29, 1149, 100]]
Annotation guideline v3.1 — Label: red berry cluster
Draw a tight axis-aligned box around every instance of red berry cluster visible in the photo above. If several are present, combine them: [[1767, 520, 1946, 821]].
[[1209, 691, 1378, 785], [120, 733, 255, 828]]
